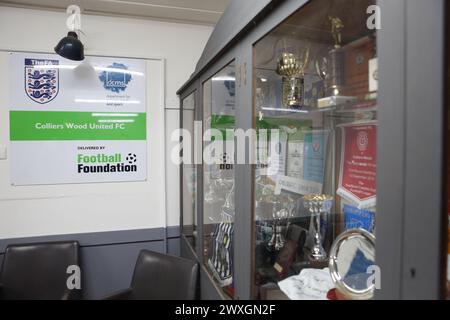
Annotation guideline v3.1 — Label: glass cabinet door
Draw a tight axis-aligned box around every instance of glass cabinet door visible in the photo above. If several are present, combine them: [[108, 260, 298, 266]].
[[203, 62, 236, 298], [182, 92, 197, 250], [253, 0, 378, 300]]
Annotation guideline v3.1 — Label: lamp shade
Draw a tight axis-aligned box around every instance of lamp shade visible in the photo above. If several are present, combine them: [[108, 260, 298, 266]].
[[54, 31, 84, 61]]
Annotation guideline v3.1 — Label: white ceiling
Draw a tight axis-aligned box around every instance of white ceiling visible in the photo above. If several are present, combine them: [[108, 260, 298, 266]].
[[0, 0, 232, 25]]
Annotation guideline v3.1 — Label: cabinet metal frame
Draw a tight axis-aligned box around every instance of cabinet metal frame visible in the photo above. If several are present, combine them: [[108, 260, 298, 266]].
[[179, 81, 199, 262], [376, 0, 446, 299]]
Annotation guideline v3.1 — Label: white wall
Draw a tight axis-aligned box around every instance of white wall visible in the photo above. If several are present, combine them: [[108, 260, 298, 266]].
[[0, 6, 211, 109], [0, 6, 212, 239]]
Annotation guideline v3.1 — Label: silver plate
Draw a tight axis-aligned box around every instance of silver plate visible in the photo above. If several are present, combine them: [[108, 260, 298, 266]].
[[328, 228, 376, 300]]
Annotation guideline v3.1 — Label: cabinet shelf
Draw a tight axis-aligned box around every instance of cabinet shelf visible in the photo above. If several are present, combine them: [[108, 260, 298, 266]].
[[257, 98, 377, 119]]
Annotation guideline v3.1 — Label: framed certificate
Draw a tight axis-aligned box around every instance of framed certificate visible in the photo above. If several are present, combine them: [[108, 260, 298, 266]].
[[337, 122, 377, 208]]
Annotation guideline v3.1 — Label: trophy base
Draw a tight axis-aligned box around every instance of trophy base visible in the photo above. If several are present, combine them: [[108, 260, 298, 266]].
[[365, 91, 378, 101], [308, 258, 329, 269], [287, 104, 305, 110], [308, 252, 328, 262], [308, 245, 328, 262], [317, 95, 357, 108]]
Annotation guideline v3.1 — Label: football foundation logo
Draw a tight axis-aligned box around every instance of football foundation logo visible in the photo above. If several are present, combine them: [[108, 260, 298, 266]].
[[77, 153, 138, 174]]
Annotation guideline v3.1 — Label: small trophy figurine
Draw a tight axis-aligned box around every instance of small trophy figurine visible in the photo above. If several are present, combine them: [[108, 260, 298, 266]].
[[330, 16, 344, 49], [276, 47, 310, 109], [303, 194, 333, 261], [316, 16, 356, 108]]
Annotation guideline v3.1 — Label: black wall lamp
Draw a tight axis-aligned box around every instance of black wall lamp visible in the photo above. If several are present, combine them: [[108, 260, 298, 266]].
[[54, 31, 84, 61], [54, 5, 85, 61]]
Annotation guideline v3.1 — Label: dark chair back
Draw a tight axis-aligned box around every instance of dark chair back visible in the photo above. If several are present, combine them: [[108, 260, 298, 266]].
[[129, 250, 198, 300], [0, 241, 80, 300]]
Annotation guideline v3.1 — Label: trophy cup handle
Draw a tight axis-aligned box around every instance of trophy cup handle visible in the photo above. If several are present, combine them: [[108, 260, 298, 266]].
[[301, 47, 310, 75], [315, 57, 328, 80]]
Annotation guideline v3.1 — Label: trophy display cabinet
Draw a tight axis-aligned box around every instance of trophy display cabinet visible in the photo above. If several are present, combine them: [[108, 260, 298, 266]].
[[178, 0, 448, 300]]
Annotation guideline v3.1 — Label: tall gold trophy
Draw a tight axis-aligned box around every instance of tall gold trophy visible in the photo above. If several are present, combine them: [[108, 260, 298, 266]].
[[316, 16, 356, 108], [276, 47, 310, 109]]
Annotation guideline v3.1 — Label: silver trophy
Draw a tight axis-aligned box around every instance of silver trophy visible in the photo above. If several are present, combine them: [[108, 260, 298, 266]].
[[204, 154, 234, 204], [266, 195, 295, 252], [267, 207, 289, 252], [316, 16, 356, 108], [303, 194, 333, 261], [221, 182, 235, 217]]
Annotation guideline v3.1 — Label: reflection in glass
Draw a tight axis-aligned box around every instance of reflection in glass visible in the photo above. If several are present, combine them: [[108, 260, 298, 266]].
[[203, 62, 236, 297], [182, 92, 197, 249]]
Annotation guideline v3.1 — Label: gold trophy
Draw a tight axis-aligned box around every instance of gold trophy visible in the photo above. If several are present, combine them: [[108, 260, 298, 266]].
[[276, 47, 310, 109], [316, 16, 356, 108]]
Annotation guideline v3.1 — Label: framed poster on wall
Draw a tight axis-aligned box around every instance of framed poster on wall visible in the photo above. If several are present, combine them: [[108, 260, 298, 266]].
[[9, 52, 147, 185]]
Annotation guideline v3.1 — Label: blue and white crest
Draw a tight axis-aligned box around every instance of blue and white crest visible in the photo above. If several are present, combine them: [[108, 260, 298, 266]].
[[98, 62, 132, 93], [25, 58, 59, 104]]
